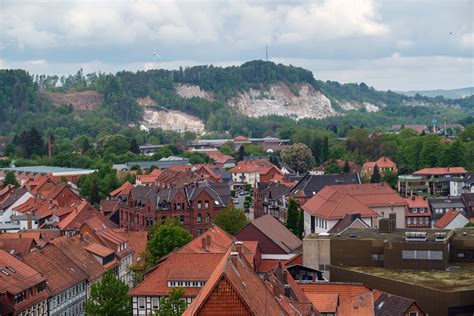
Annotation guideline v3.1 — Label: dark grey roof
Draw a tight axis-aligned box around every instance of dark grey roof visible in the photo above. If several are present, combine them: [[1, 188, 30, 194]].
[[289, 173, 361, 197], [185, 181, 231, 207], [327, 214, 369, 234], [375, 292, 418, 316], [428, 197, 465, 209], [0, 188, 28, 210], [258, 182, 291, 201]]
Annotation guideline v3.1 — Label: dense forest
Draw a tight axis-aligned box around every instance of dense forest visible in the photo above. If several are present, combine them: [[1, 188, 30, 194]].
[[0, 63, 473, 175]]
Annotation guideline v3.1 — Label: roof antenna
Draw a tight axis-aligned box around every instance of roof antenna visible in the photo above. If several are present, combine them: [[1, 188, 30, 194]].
[[265, 45, 268, 61]]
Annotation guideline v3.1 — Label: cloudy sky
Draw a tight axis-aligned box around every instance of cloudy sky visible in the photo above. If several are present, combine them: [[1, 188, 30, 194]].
[[1, 0, 473, 90]]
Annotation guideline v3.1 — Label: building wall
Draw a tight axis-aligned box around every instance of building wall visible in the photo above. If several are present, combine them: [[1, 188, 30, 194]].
[[302, 238, 331, 274], [235, 224, 287, 255], [48, 281, 87, 316], [445, 215, 469, 229], [0, 192, 33, 224], [330, 266, 474, 316], [371, 206, 406, 228], [17, 299, 48, 316]]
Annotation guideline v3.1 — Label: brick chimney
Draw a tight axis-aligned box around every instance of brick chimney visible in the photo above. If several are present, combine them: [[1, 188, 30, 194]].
[[27, 211, 32, 230], [201, 237, 207, 250], [206, 235, 211, 248]]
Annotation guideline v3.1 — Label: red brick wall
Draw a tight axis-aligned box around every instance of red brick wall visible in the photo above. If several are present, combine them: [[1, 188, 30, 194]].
[[235, 224, 287, 254], [196, 277, 251, 316]]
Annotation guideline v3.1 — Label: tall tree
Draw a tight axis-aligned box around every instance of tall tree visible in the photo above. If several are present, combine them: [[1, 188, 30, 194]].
[[154, 289, 187, 316], [322, 136, 330, 162], [129, 138, 140, 154], [237, 145, 246, 161], [147, 222, 193, 264], [281, 143, 315, 173], [2, 171, 19, 188], [381, 170, 398, 189], [296, 209, 305, 239], [85, 270, 130, 316], [90, 178, 101, 205], [310, 137, 323, 164], [286, 198, 299, 234], [443, 141, 466, 167], [213, 205, 249, 235], [370, 164, 381, 183]]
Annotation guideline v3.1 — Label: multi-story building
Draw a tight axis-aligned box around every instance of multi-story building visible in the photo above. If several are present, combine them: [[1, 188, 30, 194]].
[[23, 244, 88, 316], [303, 227, 474, 316], [398, 167, 468, 197], [253, 181, 292, 221], [404, 196, 431, 228], [287, 172, 361, 205], [361, 156, 397, 178], [114, 181, 231, 237], [428, 196, 466, 227], [229, 159, 282, 189], [0, 250, 49, 316], [302, 183, 407, 235], [450, 174, 474, 196]]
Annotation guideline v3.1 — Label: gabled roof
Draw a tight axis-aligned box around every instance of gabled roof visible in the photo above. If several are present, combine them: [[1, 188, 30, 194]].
[[113, 229, 148, 265], [363, 156, 397, 169], [50, 236, 106, 281], [238, 214, 302, 254], [374, 290, 421, 316], [229, 159, 282, 176], [0, 238, 36, 258], [183, 248, 287, 316], [414, 167, 467, 176], [327, 214, 370, 234], [299, 283, 373, 316], [302, 183, 405, 220], [0, 249, 46, 295], [23, 243, 88, 296], [184, 181, 231, 208], [0, 188, 28, 210], [434, 209, 467, 229], [204, 150, 235, 164], [405, 196, 430, 209], [59, 201, 116, 230], [110, 181, 133, 197], [289, 173, 361, 198]]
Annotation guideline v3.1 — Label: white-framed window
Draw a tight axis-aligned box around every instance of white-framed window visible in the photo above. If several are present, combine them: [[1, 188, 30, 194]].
[[138, 298, 145, 309], [152, 297, 159, 310]]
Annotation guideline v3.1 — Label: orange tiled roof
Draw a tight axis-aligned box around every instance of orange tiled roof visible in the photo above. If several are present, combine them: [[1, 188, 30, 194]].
[[0, 250, 46, 295], [204, 151, 235, 164], [84, 242, 115, 257], [113, 229, 148, 265], [302, 183, 405, 220], [0, 238, 36, 258], [434, 209, 466, 228], [300, 283, 374, 316], [23, 244, 88, 296], [414, 167, 467, 176], [110, 181, 133, 197], [363, 156, 397, 169], [405, 196, 430, 209], [229, 159, 281, 176]]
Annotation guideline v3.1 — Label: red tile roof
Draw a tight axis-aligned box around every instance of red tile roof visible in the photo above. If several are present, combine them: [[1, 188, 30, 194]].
[[0, 250, 46, 295], [0, 238, 36, 258], [229, 159, 282, 176], [183, 248, 286, 315], [204, 150, 235, 164], [434, 209, 466, 228], [113, 230, 148, 265], [84, 242, 115, 257], [23, 244, 88, 296], [300, 283, 374, 316], [414, 167, 467, 176], [363, 156, 397, 169], [405, 196, 430, 209], [302, 183, 405, 220], [50, 236, 106, 281], [59, 201, 116, 231], [110, 181, 133, 197]]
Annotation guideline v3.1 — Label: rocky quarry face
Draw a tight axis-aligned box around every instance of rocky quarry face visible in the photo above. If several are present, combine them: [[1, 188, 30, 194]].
[[175, 84, 214, 101]]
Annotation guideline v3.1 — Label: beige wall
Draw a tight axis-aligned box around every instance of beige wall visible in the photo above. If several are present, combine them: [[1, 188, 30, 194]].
[[303, 237, 331, 278], [371, 205, 406, 228]]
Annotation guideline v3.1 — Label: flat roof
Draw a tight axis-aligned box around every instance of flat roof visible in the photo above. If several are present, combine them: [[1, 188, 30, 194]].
[[346, 264, 474, 291], [1, 166, 95, 175]]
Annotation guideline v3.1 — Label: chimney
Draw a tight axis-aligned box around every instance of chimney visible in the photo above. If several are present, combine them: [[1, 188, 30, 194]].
[[283, 270, 288, 284], [201, 237, 207, 250], [284, 284, 291, 298], [230, 251, 239, 266], [206, 235, 211, 248], [234, 241, 243, 254], [27, 212, 32, 230]]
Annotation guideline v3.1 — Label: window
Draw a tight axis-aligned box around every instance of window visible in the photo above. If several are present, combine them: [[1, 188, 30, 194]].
[[197, 201, 202, 209], [402, 250, 443, 260], [402, 250, 416, 259], [407, 218, 412, 225], [197, 214, 202, 223], [205, 213, 210, 224], [138, 298, 145, 309], [205, 200, 209, 208], [371, 254, 384, 261], [408, 312, 418, 316], [197, 229, 203, 236], [152, 298, 159, 310]]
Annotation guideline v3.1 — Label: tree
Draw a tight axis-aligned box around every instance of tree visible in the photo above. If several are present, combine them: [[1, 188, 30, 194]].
[[296, 209, 305, 239], [370, 164, 381, 183], [286, 198, 299, 234], [2, 171, 19, 188], [213, 205, 249, 235], [237, 145, 246, 161], [325, 161, 341, 174], [154, 289, 187, 316], [129, 138, 140, 154], [322, 136, 329, 162], [90, 179, 101, 205], [343, 160, 350, 174], [147, 222, 192, 264], [281, 143, 315, 173], [85, 270, 130, 316], [381, 170, 398, 189], [442, 141, 466, 167]]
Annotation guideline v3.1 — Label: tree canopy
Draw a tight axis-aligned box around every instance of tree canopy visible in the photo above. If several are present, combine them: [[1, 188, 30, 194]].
[[213, 205, 249, 235], [85, 270, 130, 316]]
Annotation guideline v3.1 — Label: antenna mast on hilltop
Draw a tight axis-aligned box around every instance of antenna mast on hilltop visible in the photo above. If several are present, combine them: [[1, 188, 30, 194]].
[[265, 45, 268, 61]]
